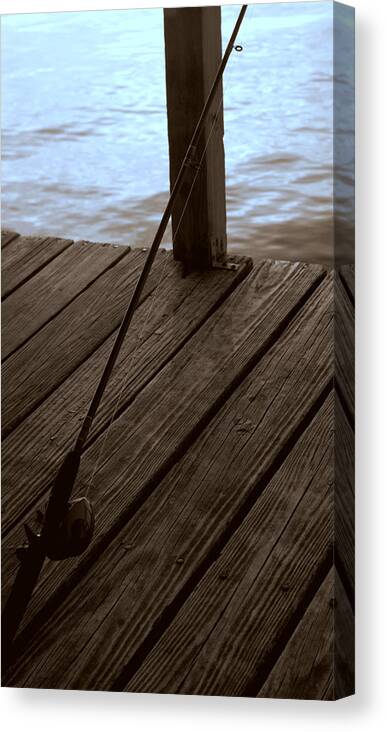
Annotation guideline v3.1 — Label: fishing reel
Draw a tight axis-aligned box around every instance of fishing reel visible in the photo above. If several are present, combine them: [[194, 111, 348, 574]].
[[18, 497, 95, 564], [45, 497, 95, 561]]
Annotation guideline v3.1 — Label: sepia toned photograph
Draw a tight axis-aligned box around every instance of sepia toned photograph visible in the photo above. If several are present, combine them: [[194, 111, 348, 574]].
[[1, 1, 354, 700]]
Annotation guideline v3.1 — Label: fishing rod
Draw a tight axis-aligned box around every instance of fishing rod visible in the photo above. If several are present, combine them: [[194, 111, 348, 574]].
[[1, 4, 248, 669]]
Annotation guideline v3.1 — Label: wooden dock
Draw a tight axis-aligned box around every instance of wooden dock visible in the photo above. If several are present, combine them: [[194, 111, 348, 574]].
[[1, 230, 354, 699]]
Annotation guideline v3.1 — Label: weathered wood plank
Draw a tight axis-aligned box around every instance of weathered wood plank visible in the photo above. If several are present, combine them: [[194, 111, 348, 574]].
[[2, 241, 127, 360], [125, 409, 333, 698], [339, 264, 355, 304], [322, 678, 335, 701], [257, 567, 354, 700], [2, 235, 73, 299], [335, 273, 354, 422], [5, 275, 332, 689], [334, 568, 355, 698], [1, 230, 20, 248], [257, 570, 334, 700], [2, 247, 163, 436], [2, 262, 325, 595], [2, 255, 252, 535], [122, 395, 333, 697], [335, 393, 354, 598], [164, 7, 226, 269]]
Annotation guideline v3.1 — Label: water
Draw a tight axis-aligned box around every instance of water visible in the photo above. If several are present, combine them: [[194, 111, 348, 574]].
[[1, 2, 354, 263]]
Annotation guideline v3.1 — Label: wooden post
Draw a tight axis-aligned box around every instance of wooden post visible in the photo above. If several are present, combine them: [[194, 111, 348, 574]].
[[163, 6, 227, 271]]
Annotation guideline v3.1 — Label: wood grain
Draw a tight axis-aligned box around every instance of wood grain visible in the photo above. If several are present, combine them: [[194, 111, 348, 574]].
[[5, 275, 333, 690], [257, 570, 334, 700], [126, 428, 332, 696], [2, 254, 252, 535], [1, 230, 20, 248], [2, 261, 326, 603], [334, 568, 355, 698], [2, 241, 127, 359], [258, 567, 354, 700], [122, 395, 333, 697], [164, 7, 226, 269], [334, 393, 355, 598], [335, 273, 354, 422], [339, 264, 355, 304], [2, 235, 73, 299], [2, 247, 161, 436]]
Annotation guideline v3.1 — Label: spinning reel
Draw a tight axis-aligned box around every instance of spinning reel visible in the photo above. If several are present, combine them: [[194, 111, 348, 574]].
[[18, 496, 95, 563], [45, 496, 95, 561], [3, 4, 248, 662], [18, 451, 95, 563]]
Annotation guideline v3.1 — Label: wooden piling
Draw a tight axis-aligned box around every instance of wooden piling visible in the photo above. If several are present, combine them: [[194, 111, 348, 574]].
[[163, 7, 227, 270]]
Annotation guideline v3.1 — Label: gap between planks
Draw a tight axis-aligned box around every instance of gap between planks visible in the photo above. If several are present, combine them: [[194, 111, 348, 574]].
[[256, 566, 354, 700], [2, 248, 172, 436], [339, 264, 354, 306], [2, 263, 328, 610], [2, 240, 129, 361], [334, 272, 354, 427], [2, 235, 74, 300], [2, 252, 252, 535], [5, 272, 333, 690], [1, 230, 20, 248], [123, 396, 335, 698]]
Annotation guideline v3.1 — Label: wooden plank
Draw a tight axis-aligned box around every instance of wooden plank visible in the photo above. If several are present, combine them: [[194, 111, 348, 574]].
[[339, 264, 354, 305], [335, 273, 354, 422], [2, 241, 127, 360], [125, 400, 333, 698], [257, 570, 334, 700], [164, 7, 226, 269], [2, 260, 325, 575], [2, 255, 252, 535], [1, 230, 20, 248], [258, 568, 354, 700], [4, 273, 332, 689], [322, 679, 335, 701], [334, 568, 355, 698], [2, 247, 164, 436], [2, 235, 73, 298], [335, 393, 354, 599]]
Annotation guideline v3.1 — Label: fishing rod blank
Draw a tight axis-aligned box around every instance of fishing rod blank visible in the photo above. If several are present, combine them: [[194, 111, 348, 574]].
[[74, 3, 248, 455], [1, 4, 248, 667]]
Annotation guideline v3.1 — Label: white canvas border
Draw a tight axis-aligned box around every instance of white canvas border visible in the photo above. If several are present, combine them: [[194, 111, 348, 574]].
[[1, 0, 386, 729]]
